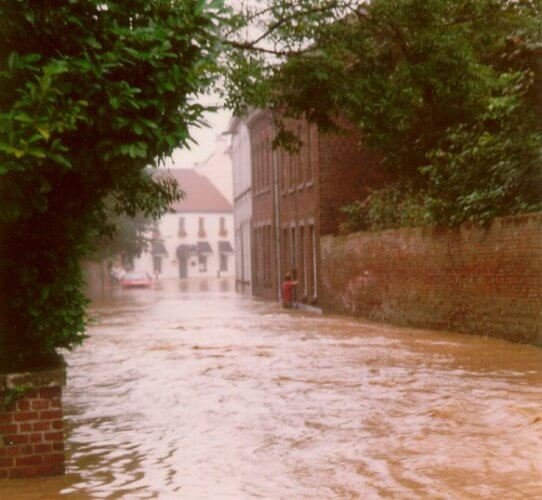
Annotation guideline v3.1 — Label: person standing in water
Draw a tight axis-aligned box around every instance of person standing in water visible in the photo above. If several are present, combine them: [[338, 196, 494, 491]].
[[281, 272, 299, 309]]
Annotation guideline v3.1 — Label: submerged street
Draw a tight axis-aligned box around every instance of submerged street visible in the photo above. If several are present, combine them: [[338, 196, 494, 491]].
[[2, 280, 541, 498]]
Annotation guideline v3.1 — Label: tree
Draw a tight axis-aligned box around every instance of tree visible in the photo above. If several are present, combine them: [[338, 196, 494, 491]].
[[91, 209, 154, 264], [223, 0, 542, 229], [0, 0, 225, 371]]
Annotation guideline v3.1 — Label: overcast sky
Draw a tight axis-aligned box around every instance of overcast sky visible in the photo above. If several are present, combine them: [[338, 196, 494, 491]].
[[161, 100, 232, 169], [161, 0, 259, 169]]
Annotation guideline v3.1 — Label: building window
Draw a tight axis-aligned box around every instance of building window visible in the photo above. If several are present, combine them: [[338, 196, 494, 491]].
[[220, 253, 228, 272], [259, 142, 262, 192], [264, 225, 272, 288], [287, 153, 293, 189], [290, 227, 296, 269], [253, 144, 258, 192], [253, 228, 259, 287], [311, 225, 317, 299], [219, 217, 227, 237], [263, 140, 268, 189], [198, 217, 206, 238], [266, 139, 272, 189], [178, 217, 186, 237], [198, 254, 207, 272], [253, 138, 263, 193], [263, 226, 269, 287], [300, 225, 307, 298], [306, 123, 312, 182], [297, 124, 303, 186], [255, 227, 264, 288], [281, 227, 288, 278], [281, 150, 287, 192]]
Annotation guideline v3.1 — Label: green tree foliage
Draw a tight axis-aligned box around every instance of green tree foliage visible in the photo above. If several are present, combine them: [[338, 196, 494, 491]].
[[0, 0, 225, 371], [224, 0, 542, 229], [91, 210, 154, 263]]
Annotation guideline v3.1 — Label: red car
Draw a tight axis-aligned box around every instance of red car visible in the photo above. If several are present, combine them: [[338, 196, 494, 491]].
[[120, 272, 153, 289]]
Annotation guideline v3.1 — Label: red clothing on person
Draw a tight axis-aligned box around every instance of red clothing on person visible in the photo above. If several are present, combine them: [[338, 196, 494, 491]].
[[282, 280, 296, 304]]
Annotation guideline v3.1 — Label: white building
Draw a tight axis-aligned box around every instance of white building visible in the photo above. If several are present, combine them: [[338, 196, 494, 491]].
[[134, 169, 235, 280], [228, 116, 253, 294]]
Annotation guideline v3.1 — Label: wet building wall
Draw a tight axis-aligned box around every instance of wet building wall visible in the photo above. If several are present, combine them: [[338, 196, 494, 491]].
[[248, 111, 277, 301], [320, 212, 542, 344]]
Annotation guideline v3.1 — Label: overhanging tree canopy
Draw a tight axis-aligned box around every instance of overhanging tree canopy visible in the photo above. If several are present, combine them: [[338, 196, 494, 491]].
[[223, 0, 542, 228]]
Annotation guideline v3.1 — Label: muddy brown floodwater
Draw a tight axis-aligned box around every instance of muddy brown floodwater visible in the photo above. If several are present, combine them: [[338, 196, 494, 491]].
[[1, 279, 541, 499]]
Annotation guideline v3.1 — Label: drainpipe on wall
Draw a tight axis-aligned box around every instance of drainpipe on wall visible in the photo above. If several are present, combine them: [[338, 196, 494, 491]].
[[293, 127, 300, 303], [272, 127, 282, 303]]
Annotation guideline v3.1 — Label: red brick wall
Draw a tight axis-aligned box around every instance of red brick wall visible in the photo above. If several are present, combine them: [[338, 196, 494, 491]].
[[0, 387, 64, 478], [317, 120, 383, 236], [248, 111, 277, 300], [320, 213, 542, 344]]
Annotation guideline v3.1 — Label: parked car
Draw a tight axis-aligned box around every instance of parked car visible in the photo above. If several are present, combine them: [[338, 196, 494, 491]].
[[120, 271, 153, 289]]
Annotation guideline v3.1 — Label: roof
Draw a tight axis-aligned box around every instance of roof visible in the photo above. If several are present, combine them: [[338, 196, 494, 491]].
[[160, 169, 233, 213]]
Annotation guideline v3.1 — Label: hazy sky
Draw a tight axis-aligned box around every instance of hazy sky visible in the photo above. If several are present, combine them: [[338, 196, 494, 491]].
[[162, 0, 258, 169], [162, 100, 232, 169], [163, 0, 259, 169]]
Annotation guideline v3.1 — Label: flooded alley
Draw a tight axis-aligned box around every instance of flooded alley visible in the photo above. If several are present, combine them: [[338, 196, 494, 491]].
[[2, 280, 541, 499]]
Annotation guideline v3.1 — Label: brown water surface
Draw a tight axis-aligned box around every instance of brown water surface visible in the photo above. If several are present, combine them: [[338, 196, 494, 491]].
[[2, 279, 541, 498]]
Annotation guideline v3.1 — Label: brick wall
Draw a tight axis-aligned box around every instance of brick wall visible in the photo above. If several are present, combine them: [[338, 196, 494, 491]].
[[318, 120, 384, 236], [320, 213, 542, 344], [248, 111, 277, 300], [0, 370, 65, 479]]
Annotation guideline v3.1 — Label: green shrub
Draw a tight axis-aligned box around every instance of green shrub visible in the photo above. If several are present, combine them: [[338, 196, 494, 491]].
[[0, 0, 225, 372], [340, 185, 428, 233]]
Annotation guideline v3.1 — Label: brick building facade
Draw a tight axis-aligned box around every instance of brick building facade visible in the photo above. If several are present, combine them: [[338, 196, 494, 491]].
[[245, 110, 381, 306], [247, 111, 276, 300]]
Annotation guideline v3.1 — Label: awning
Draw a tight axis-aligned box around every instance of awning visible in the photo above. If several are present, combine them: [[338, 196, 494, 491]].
[[176, 244, 197, 258], [218, 241, 234, 254], [151, 240, 168, 257], [196, 241, 213, 254]]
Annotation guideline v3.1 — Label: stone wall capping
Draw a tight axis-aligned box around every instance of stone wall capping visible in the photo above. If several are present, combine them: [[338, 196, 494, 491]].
[[3, 367, 66, 391]]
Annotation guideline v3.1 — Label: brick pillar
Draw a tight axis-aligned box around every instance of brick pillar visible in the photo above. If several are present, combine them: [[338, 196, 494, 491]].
[[0, 368, 66, 479]]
